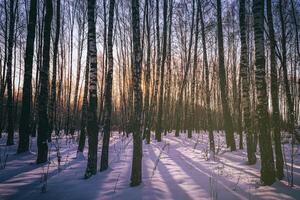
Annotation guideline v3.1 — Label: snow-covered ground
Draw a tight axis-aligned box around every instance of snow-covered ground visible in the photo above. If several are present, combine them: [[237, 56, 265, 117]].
[[0, 131, 300, 200]]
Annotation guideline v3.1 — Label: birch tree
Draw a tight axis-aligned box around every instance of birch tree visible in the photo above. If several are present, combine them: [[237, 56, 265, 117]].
[[239, 0, 256, 164], [130, 0, 143, 186], [85, 0, 98, 179], [253, 0, 276, 185]]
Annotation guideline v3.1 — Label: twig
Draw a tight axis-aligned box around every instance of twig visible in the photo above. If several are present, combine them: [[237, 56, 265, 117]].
[[151, 142, 170, 179], [114, 173, 121, 193]]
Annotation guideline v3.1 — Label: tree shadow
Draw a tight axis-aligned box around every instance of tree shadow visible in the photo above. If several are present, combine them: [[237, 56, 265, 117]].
[[170, 148, 246, 200], [146, 144, 199, 199]]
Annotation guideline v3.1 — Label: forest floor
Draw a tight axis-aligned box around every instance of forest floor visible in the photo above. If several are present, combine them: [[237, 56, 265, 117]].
[[0, 131, 300, 200]]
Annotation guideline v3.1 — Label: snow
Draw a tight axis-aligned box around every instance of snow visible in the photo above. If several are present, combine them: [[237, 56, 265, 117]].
[[0, 131, 300, 200]]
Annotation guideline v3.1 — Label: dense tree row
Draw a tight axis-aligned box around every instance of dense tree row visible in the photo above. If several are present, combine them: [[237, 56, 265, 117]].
[[0, 0, 299, 186]]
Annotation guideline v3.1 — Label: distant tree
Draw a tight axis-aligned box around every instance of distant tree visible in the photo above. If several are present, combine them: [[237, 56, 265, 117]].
[[266, 0, 283, 179], [155, 0, 160, 118], [216, 0, 236, 151], [65, 0, 77, 136], [199, 0, 214, 153], [155, 0, 168, 141], [6, 0, 18, 146], [291, 0, 300, 58], [0, 0, 9, 138], [143, 0, 151, 144], [77, 46, 89, 153], [98, 0, 107, 126], [49, 0, 60, 138], [31, 0, 45, 138], [165, 0, 173, 135], [175, 0, 195, 138], [278, 0, 299, 143], [100, 0, 115, 172], [190, 0, 200, 140], [72, 1, 86, 134]]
